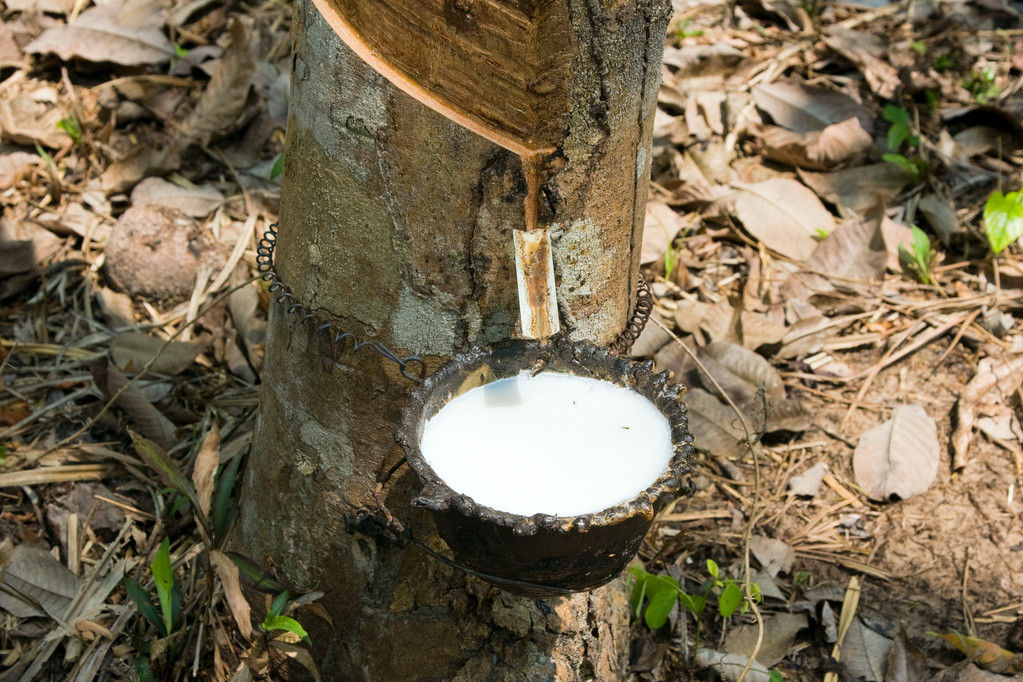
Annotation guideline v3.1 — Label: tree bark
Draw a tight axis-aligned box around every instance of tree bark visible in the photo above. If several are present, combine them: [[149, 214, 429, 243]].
[[234, 1, 670, 679]]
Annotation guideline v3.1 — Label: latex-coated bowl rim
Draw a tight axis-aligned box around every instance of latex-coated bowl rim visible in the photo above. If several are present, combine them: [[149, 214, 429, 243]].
[[395, 339, 694, 535]]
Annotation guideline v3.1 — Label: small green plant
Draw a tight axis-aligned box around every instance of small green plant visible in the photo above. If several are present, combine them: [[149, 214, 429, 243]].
[[883, 105, 919, 151], [814, 227, 831, 240], [631, 561, 770, 672], [123, 537, 182, 636], [882, 105, 926, 183], [898, 225, 936, 285], [270, 153, 284, 180], [57, 116, 82, 145], [261, 590, 312, 644], [882, 153, 926, 184], [663, 243, 679, 282], [983, 188, 1023, 254], [629, 560, 761, 631], [933, 53, 956, 71], [910, 41, 927, 55], [152, 538, 176, 635], [169, 42, 189, 70], [963, 67, 1000, 105], [672, 17, 703, 41]]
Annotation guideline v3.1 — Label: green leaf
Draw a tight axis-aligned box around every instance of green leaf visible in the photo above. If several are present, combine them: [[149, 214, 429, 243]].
[[677, 591, 707, 618], [263, 614, 310, 644], [769, 670, 784, 682], [706, 558, 719, 580], [883, 105, 911, 150], [213, 452, 244, 545], [628, 569, 649, 619], [151, 538, 174, 635], [226, 551, 286, 594], [133, 656, 156, 682], [57, 117, 82, 145], [643, 587, 678, 629], [983, 189, 1023, 254], [719, 582, 744, 618], [912, 224, 930, 254], [123, 575, 164, 634], [271, 153, 284, 180], [268, 590, 290, 620], [130, 430, 212, 539]]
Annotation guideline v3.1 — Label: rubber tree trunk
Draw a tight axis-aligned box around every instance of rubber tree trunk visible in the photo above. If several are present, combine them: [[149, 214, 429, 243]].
[[234, 1, 670, 679]]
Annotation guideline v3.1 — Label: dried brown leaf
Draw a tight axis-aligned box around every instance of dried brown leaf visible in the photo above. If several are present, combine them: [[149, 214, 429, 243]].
[[752, 81, 872, 134], [789, 461, 829, 497], [807, 203, 887, 288], [0, 151, 38, 190], [699, 298, 742, 344], [699, 342, 785, 403], [880, 217, 915, 271], [131, 177, 224, 217], [110, 332, 202, 375], [0, 20, 23, 67], [92, 359, 177, 450], [674, 300, 714, 334], [886, 629, 930, 682], [750, 535, 796, 577], [0, 218, 61, 276], [210, 549, 252, 641], [917, 194, 963, 246], [5, 0, 74, 14], [843, 618, 894, 681], [739, 310, 787, 350], [953, 355, 1023, 469], [193, 424, 221, 520], [823, 27, 900, 99], [25, 0, 173, 65], [767, 398, 814, 433], [100, 145, 181, 194], [179, 19, 255, 146], [853, 405, 940, 501], [641, 201, 691, 264], [0, 86, 70, 148], [685, 387, 747, 459], [629, 314, 672, 358], [722, 178, 836, 260], [695, 650, 773, 682], [228, 268, 267, 373], [800, 163, 912, 216], [756, 118, 873, 170], [0, 542, 80, 621], [269, 640, 322, 682], [726, 612, 807, 668]]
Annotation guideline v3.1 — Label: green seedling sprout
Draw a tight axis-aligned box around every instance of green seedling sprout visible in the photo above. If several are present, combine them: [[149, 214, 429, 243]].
[[983, 188, 1023, 254], [152, 538, 175, 636], [262, 589, 312, 644], [898, 225, 935, 285], [57, 116, 82, 145]]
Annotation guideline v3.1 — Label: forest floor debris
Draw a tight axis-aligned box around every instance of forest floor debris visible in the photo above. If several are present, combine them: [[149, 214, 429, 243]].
[[1, 0, 1023, 679]]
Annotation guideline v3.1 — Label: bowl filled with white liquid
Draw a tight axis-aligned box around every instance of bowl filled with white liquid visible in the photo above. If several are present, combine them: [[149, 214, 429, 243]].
[[395, 339, 693, 597]]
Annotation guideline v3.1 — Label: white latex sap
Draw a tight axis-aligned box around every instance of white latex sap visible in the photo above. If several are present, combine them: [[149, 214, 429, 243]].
[[420, 370, 673, 517]]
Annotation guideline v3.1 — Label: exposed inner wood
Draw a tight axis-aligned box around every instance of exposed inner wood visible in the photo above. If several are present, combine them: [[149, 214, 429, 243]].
[[312, 0, 570, 155], [514, 228, 559, 341]]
